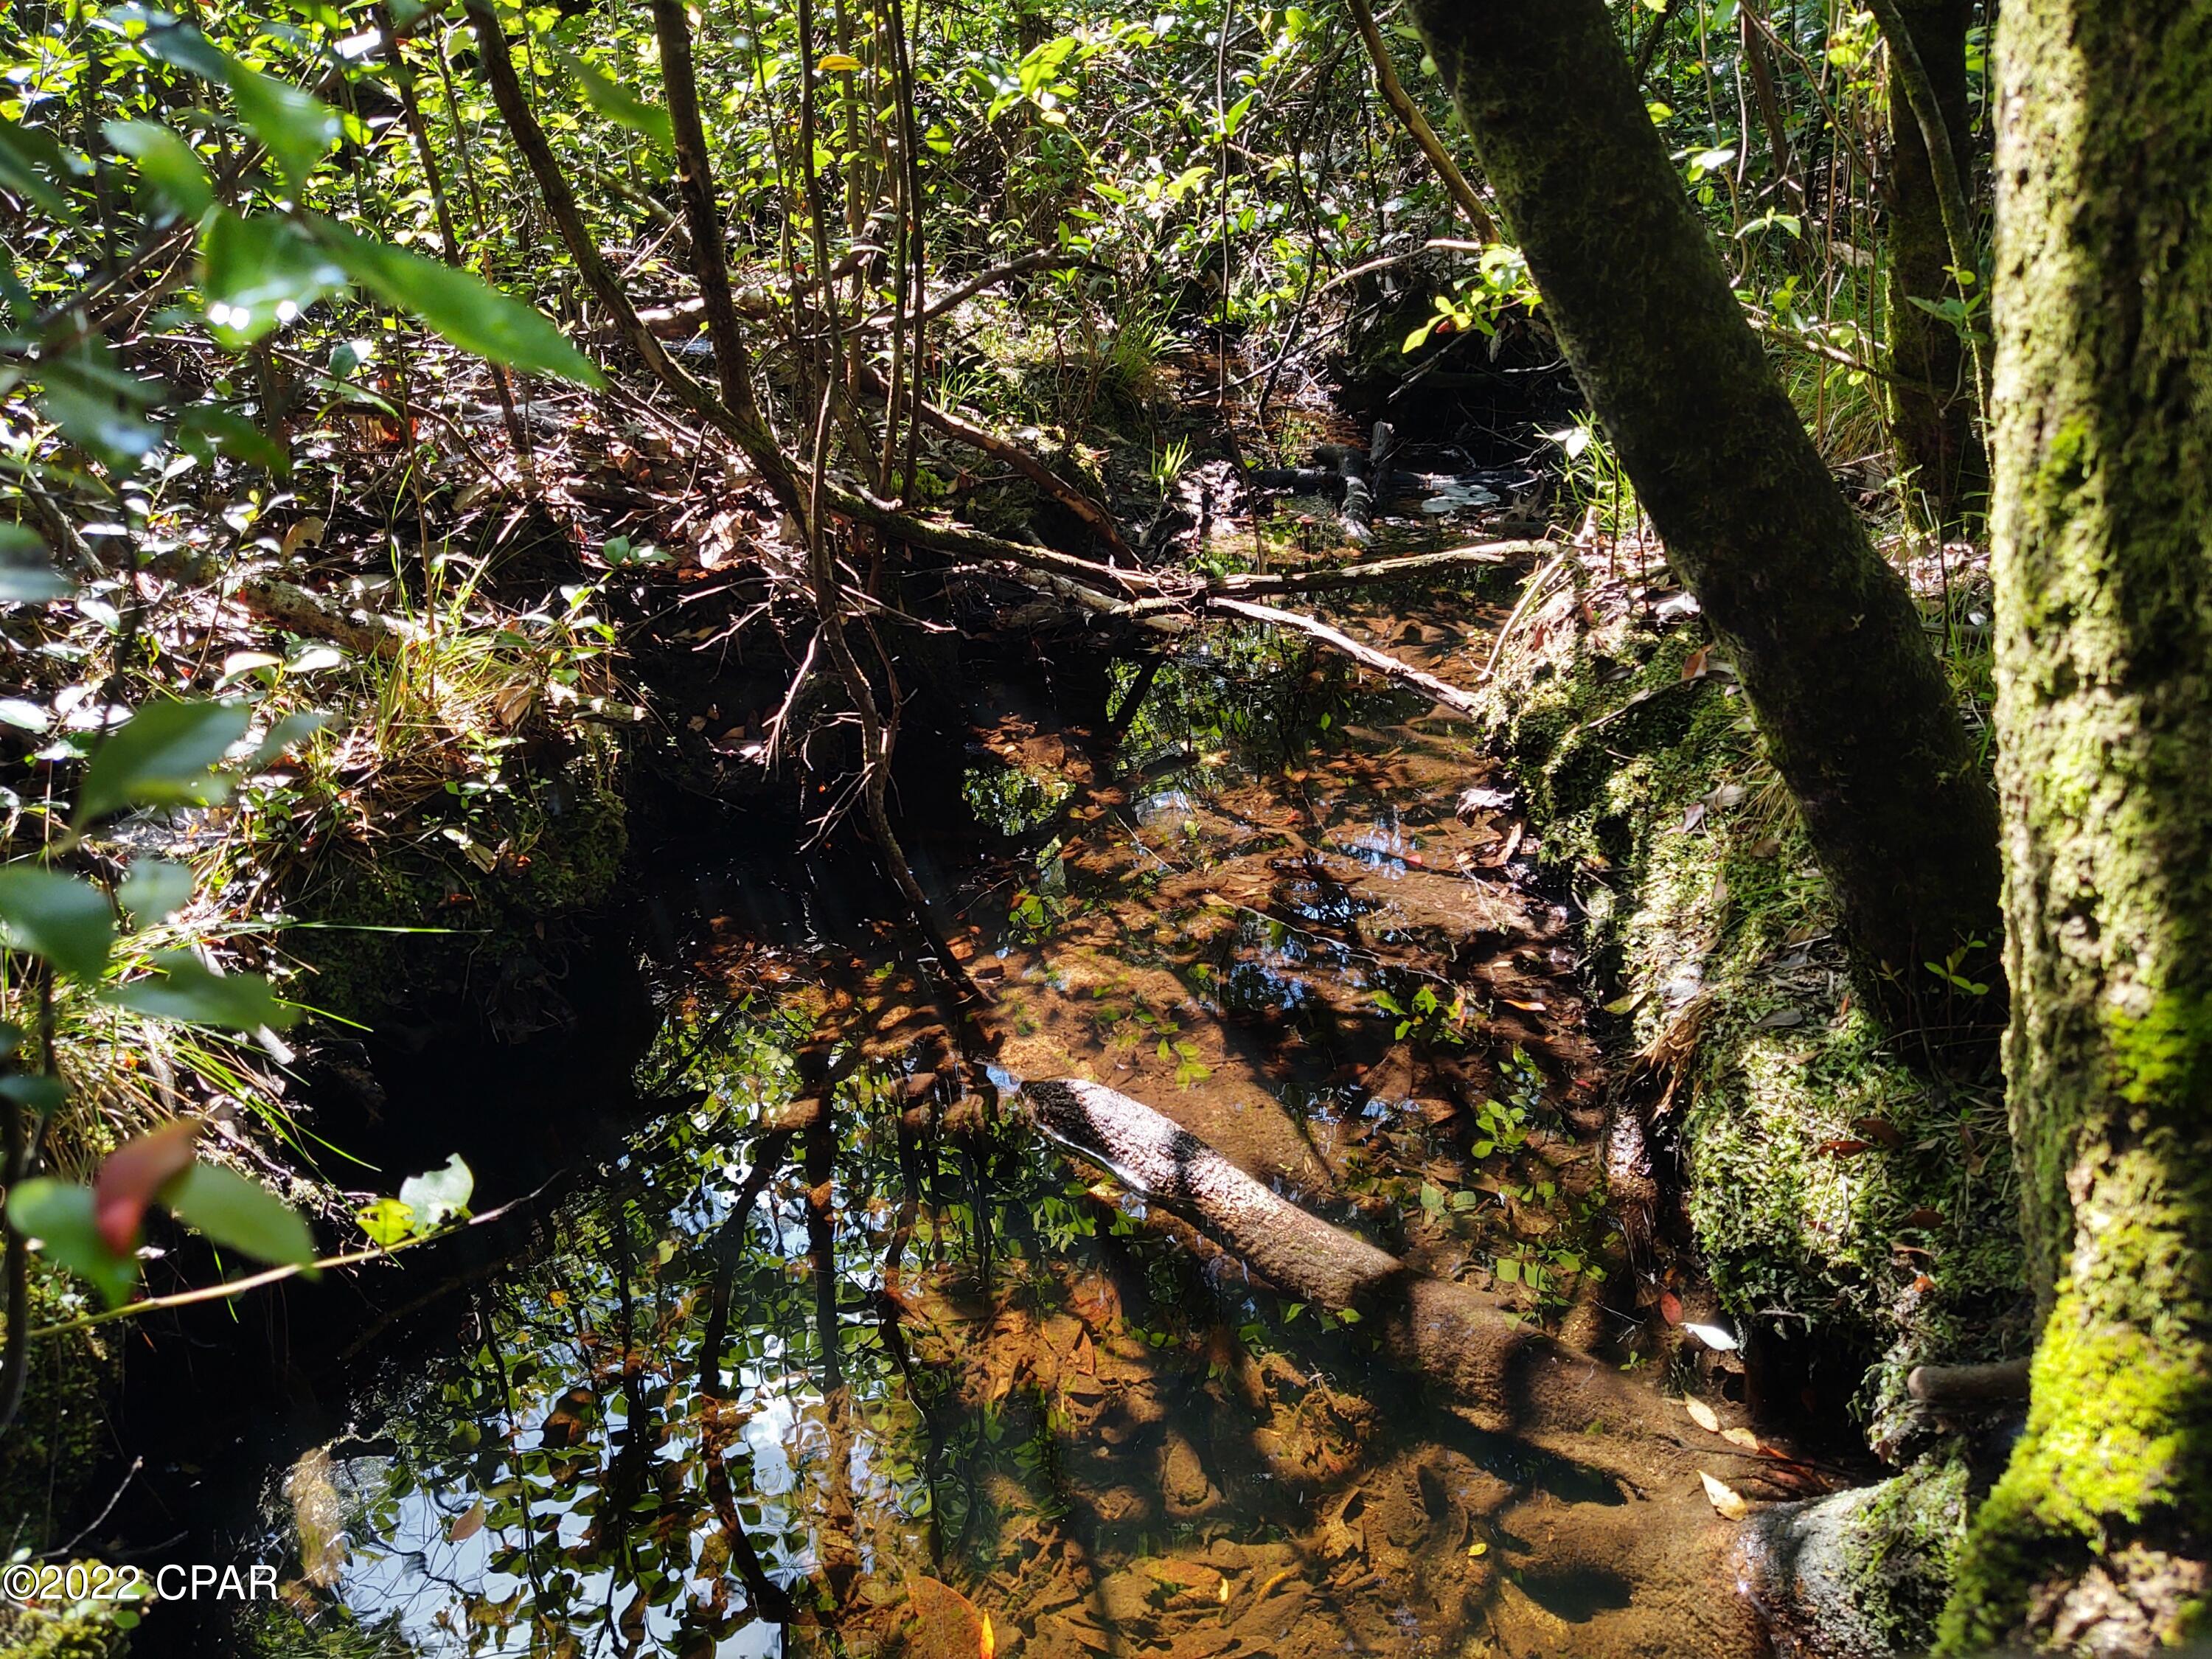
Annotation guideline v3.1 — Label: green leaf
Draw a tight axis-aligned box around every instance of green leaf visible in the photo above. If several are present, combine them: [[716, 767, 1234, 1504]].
[[102, 119, 213, 219], [226, 66, 341, 193], [7, 1179, 141, 1307], [0, 1074, 69, 1116], [200, 211, 349, 344], [398, 1155, 473, 1228], [76, 698, 251, 824], [158, 1161, 316, 1266], [356, 1196, 417, 1247], [0, 523, 70, 603], [117, 8, 236, 84], [0, 118, 74, 218], [120, 10, 340, 192], [552, 46, 674, 150], [35, 338, 164, 467], [248, 711, 326, 768], [104, 952, 299, 1030], [0, 868, 115, 982], [119, 858, 195, 925], [313, 223, 603, 386]]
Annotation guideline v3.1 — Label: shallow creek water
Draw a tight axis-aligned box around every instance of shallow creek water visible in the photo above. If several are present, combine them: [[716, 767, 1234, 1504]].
[[189, 504, 1778, 1658]]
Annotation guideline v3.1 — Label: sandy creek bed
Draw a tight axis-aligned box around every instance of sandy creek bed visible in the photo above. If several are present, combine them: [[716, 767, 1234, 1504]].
[[201, 567, 1818, 1659]]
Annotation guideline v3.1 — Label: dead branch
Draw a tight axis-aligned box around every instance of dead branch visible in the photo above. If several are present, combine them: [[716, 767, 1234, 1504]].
[[1023, 1077, 1707, 1467], [1208, 540, 1543, 594], [1205, 596, 1483, 714], [852, 366, 1133, 559]]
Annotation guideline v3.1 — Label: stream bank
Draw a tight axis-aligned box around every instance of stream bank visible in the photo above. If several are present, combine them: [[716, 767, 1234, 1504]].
[[5, 379, 2008, 1659]]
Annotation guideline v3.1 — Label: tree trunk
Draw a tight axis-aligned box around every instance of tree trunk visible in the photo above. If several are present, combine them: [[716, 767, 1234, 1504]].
[[1877, 0, 1989, 531], [1397, 0, 2003, 1039], [1937, 4, 2212, 1650]]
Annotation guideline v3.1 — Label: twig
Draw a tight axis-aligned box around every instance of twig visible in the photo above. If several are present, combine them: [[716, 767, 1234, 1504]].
[[1343, 0, 1500, 238], [1205, 596, 1481, 714], [26, 1188, 548, 1341]]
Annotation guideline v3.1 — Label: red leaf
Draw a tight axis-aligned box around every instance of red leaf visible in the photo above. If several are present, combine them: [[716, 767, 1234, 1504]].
[[1848, 1116, 1903, 1149], [1659, 1291, 1683, 1325], [93, 1120, 201, 1255], [1818, 1138, 1875, 1157]]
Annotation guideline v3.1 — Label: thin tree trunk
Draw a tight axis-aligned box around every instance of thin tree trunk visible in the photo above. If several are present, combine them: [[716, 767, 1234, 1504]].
[[1938, 2, 2212, 1649], [1398, 0, 2003, 1042], [1871, 0, 1988, 530]]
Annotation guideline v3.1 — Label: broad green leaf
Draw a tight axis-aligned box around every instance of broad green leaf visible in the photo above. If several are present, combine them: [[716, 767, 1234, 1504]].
[[120, 9, 339, 192], [176, 403, 291, 472], [0, 118, 74, 218], [159, 1161, 316, 1266], [397, 1155, 473, 1228], [357, 1197, 416, 1246], [116, 8, 236, 84], [552, 46, 674, 150], [0, 1074, 68, 1115], [248, 710, 326, 768], [0, 867, 115, 982], [102, 119, 214, 219], [315, 224, 603, 386], [200, 211, 349, 345], [226, 66, 341, 192], [7, 1179, 140, 1307], [104, 952, 299, 1030], [0, 523, 70, 603], [119, 858, 195, 924], [76, 698, 251, 824], [35, 338, 164, 467]]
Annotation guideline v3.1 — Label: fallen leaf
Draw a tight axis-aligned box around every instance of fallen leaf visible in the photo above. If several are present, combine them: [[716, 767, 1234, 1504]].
[[1722, 1426, 1760, 1449], [1700, 1470, 1750, 1520], [1681, 645, 1710, 681], [1850, 1116, 1904, 1149], [1685, 1398, 1721, 1433], [1659, 1290, 1683, 1325], [1818, 1138, 1876, 1157], [908, 1574, 994, 1659], [1906, 1207, 1945, 1229], [1467, 1540, 1489, 1558]]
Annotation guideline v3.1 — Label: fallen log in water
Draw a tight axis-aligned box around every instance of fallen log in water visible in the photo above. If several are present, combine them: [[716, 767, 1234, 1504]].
[[1021, 1076, 1705, 1466]]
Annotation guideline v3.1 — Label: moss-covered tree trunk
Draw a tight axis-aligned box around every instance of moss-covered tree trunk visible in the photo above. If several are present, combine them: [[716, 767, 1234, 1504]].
[[1937, 3, 2212, 1649], [1879, 0, 1989, 530], [1398, 0, 2002, 1035]]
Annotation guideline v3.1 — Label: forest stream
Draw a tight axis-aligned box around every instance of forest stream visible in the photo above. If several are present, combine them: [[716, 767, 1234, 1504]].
[[94, 484, 1806, 1659]]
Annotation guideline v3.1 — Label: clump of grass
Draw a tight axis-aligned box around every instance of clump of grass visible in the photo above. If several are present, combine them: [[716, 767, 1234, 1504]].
[[5, 905, 299, 1180]]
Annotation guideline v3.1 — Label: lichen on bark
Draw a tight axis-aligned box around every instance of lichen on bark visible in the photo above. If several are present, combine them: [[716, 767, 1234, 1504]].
[[1938, 0, 2212, 1648]]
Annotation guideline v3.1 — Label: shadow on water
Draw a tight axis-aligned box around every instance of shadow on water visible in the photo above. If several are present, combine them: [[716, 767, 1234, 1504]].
[[108, 585, 1760, 1658]]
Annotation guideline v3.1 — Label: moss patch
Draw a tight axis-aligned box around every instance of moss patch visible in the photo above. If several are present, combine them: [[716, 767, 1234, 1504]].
[[277, 738, 627, 1032], [1475, 566, 2027, 1438], [1, 1267, 119, 1559]]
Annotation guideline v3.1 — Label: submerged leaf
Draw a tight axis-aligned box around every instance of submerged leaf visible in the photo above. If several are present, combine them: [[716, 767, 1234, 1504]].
[[1699, 1470, 1749, 1520]]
